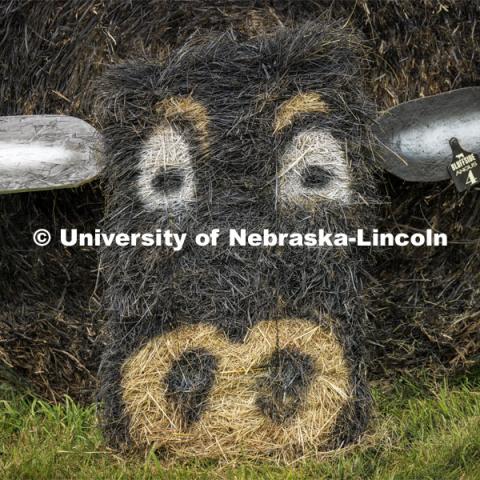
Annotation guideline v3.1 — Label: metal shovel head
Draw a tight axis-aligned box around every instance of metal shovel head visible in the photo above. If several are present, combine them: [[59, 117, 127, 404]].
[[0, 115, 102, 194], [373, 87, 480, 182]]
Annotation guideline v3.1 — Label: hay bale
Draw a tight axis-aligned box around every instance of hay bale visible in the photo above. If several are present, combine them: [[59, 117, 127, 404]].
[[367, 181, 480, 376], [0, 187, 104, 403], [97, 20, 375, 459], [0, 0, 479, 405], [0, 2, 335, 403], [344, 0, 480, 375]]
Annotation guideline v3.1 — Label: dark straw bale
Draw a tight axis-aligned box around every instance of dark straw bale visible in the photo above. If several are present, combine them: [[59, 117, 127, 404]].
[[0, 187, 104, 403], [96, 20, 376, 460], [0, 0, 479, 406]]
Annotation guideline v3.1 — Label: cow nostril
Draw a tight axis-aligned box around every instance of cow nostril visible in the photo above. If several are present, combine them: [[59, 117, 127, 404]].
[[151, 166, 184, 193], [301, 165, 332, 189], [164, 348, 217, 427], [255, 347, 315, 423]]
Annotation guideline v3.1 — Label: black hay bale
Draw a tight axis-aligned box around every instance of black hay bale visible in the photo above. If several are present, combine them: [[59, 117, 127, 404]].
[[0, 0, 479, 409], [367, 181, 480, 377], [96, 20, 376, 460], [0, 187, 104, 403], [344, 0, 480, 376]]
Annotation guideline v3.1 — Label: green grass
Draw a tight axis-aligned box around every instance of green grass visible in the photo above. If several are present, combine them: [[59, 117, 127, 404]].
[[1, 370, 479, 479]]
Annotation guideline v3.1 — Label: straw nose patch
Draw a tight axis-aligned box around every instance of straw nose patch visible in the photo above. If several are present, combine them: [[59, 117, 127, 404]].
[[121, 319, 354, 461]]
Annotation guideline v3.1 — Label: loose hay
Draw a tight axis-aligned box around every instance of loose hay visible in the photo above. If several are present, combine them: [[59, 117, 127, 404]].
[[121, 319, 351, 462]]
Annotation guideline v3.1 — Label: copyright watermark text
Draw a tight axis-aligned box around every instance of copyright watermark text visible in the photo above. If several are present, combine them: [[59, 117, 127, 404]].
[[33, 228, 448, 250]]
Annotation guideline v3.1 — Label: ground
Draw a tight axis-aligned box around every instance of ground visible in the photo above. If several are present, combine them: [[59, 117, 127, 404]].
[[0, 369, 479, 479]]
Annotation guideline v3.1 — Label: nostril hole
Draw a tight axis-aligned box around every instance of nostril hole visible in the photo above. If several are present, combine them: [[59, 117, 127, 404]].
[[256, 347, 315, 423], [152, 167, 184, 193], [164, 348, 217, 428], [301, 165, 332, 188]]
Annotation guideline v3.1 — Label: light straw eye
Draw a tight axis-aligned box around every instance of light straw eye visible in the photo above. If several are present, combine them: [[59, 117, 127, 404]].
[[137, 125, 195, 212], [278, 129, 351, 207]]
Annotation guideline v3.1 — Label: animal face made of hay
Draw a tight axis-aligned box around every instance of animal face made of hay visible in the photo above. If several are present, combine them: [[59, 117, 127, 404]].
[[2, 3, 480, 461], [94, 22, 377, 462]]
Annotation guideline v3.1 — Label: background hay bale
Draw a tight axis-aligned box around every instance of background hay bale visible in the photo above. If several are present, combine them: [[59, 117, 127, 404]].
[[0, 187, 103, 403], [346, 0, 480, 376], [0, 0, 479, 403]]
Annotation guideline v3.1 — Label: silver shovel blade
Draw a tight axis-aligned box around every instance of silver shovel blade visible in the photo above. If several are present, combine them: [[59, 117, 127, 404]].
[[373, 87, 480, 182], [0, 115, 102, 194]]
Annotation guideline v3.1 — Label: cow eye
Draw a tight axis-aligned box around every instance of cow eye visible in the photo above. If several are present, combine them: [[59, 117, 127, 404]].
[[152, 167, 185, 193], [301, 165, 333, 189], [137, 125, 195, 212], [278, 129, 351, 206]]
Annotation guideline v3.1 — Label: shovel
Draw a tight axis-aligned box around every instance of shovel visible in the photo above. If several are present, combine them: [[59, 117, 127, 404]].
[[373, 86, 480, 184], [0, 115, 102, 194]]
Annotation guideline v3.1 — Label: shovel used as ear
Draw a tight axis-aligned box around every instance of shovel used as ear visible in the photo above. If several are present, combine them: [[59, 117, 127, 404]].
[[373, 86, 480, 188], [0, 115, 102, 194]]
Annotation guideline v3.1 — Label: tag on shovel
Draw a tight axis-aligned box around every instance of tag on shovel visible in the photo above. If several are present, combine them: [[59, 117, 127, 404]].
[[447, 137, 480, 192]]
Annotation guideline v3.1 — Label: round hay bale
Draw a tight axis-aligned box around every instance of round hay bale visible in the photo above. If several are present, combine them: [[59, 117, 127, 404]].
[[1, 0, 478, 409], [0, 187, 103, 403]]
